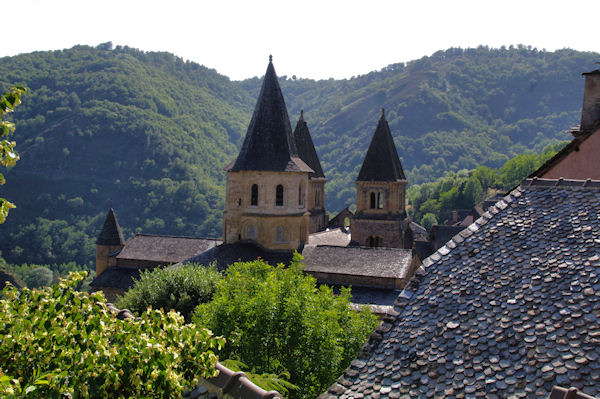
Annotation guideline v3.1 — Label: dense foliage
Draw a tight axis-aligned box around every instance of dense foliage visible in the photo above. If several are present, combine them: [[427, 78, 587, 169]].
[[192, 256, 379, 399], [407, 142, 565, 226], [0, 86, 26, 223], [0, 44, 597, 266], [0, 272, 223, 398], [117, 263, 221, 322]]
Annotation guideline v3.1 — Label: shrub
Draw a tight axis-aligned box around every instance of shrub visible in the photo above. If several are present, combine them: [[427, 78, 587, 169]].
[[0, 271, 223, 398], [193, 254, 379, 399], [23, 266, 53, 289], [116, 263, 220, 322]]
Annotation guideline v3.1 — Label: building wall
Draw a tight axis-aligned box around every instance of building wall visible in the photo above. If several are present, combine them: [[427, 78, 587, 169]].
[[355, 180, 407, 214], [352, 179, 409, 248], [541, 128, 600, 180], [307, 178, 328, 233], [351, 218, 410, 249], [95, 244, 123, 276], [224, 170, 310, 251]]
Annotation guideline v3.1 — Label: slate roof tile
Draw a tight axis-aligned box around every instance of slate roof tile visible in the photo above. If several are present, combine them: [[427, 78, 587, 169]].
[[117, 234, 221, 265], [321, 178, 600, 398], [357, 110, 406, 182], [293, 110, 325, 178], [229, 57, 312, 173], [303, 245, 414, 280], [97, 208, 124, 246]]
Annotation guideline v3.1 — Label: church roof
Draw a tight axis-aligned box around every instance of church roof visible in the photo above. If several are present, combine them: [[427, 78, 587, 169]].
[[181, 242, 295, 271], [293, 111, 325, 178], [356, 110, 406, 182], [96, 208, 125, 246], [321, 178, 600, 398], [303, 245, 414, 281], [229, 57, 312, 173], [117, 234, 221, 265]]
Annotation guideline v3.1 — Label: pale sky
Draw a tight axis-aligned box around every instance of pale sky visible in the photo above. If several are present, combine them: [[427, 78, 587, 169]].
[[4, 0, 598, 80]]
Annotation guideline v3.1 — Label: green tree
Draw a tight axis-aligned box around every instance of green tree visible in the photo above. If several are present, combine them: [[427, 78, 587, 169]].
[[0, 272, 223, 398], [420, 213, 438, 232], [23, 266, 53, 289], [117, 263, 221, 322], [462, 176, 484, 208], [0, 86, 26, 223], [193, 255, 379, 399]]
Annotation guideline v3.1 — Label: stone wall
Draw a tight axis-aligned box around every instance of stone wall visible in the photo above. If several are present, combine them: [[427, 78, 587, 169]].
[[224, 170, 310, 251]]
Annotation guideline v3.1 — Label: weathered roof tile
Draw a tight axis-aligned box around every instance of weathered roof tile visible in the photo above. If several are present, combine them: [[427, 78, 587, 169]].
[[323, 178, 600, 398]]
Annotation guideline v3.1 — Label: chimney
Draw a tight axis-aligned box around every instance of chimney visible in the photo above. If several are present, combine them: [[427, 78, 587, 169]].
[[580, 69, 600, 131]]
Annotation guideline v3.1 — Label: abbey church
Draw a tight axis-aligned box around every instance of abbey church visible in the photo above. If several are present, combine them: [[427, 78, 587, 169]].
[[91, 57, 420, 306]]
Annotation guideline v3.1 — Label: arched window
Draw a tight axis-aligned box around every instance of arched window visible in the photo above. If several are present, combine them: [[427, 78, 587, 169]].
[[377, 192, 383, 209], [370, 192, 376, 209], [298, 183, 304, 206], [376, 236, 382, 247], [246, 225, 257, 239], [276, 185, 284, 206], [368, 236, 374, 247], [251, 184, 258, 206]]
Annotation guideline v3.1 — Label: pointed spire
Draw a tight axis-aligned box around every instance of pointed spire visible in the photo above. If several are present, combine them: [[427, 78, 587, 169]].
[[356, 112, 406, 181], [96, 208, 125, 246], [229, 58, 312, 173], [293, 111, 325, 178]]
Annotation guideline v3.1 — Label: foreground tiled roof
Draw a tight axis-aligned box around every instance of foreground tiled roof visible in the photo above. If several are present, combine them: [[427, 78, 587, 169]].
[[303, 245, 414, 281], [96, 208, 125, 246], [228, 57, 311, 173], [356, 110, 405, 182], [182, 242, 295, 271], [321, 178, 600, 398], [104, 304, 282, 399], [117, 235, 221, 265]]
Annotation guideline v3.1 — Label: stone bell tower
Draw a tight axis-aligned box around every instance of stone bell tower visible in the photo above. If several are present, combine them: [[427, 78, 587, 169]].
[[351, 109, 412, 248], [223, 56, 313, 252]]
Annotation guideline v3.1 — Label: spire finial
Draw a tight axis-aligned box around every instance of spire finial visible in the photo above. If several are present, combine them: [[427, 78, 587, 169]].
[[269, 54, 272, 63], [109, 197, 113, 209], [300, 109, 304, 119], [381, 108, 385, 118]]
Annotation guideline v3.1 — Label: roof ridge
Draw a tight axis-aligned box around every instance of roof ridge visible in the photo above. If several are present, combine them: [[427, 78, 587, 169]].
[[133, 234, 221, 240], [522, 177, 600, 189]]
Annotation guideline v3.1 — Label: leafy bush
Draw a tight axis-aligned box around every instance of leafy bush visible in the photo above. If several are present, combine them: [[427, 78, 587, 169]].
[[23, 266, 53, 289], [193, 254, 379, 399], [0, 271, 223, 398], [117, 263, 221, 322]]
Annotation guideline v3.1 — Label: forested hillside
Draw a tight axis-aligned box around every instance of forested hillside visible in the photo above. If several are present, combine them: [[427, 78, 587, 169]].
[[0, 44, 597, 266]]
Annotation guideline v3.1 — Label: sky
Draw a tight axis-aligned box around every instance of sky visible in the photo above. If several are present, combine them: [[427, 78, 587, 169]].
[[4, 0, 599, 81]]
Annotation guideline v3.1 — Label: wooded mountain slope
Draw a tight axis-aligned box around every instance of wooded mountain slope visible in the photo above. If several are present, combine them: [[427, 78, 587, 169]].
[[0, 44, 597, 266]]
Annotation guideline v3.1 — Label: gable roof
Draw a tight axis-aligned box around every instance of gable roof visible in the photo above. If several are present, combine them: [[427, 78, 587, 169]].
[[293, 110, 325, 178], [96, 208, 125, 246], [228, 58, 312, 173], [117, 234, 221, 265], [321, 178, 600, 398], [356, 110, 405, 182], [303, 245, 414, 281]]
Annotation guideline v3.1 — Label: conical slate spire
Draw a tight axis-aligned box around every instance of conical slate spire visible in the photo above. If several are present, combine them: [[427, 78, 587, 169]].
[[357, 109, 406, 181], [230, 57, 312, 173], [96, 208, 125, 245], [293, 110, 325, 178]]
